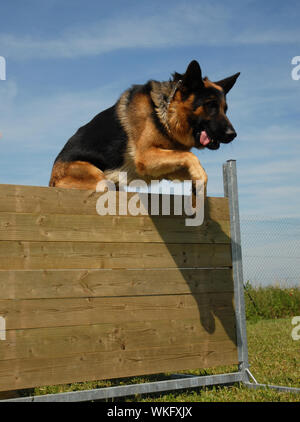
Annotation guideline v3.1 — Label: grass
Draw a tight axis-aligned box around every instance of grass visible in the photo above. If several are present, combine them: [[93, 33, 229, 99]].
[[244, 282, 300, 322], [128, 318, 299, 402], [29, 284, 300, 402]]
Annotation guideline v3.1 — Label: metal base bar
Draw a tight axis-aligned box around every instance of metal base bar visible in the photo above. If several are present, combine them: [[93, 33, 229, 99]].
[[2, 372, 244, 402], [242, 368, 300, 394], [243, 382, 300, 394]]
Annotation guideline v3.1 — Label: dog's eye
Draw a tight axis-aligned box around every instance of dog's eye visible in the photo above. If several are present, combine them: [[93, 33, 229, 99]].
[[205, 101, 218, 112], [206, 100, 217, 107]]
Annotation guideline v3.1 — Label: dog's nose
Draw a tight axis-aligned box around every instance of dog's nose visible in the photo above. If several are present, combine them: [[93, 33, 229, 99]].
[[225, 128, 237, 142]]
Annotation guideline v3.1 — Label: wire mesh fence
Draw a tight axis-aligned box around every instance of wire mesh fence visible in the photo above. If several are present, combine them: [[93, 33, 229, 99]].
[[240, 215, 300, 287]]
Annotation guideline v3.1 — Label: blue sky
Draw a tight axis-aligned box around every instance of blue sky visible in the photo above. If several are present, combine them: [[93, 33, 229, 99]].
[[1, 0, 300, 285], [0, 0, 299, 212], [0, 0, 299, 217]]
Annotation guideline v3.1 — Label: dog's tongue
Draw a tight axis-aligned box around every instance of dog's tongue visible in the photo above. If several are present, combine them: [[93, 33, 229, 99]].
[[199, 131, 211, 146]]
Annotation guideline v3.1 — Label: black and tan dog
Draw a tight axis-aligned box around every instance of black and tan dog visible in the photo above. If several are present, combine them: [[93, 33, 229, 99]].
[[49, 60, 239, 193]]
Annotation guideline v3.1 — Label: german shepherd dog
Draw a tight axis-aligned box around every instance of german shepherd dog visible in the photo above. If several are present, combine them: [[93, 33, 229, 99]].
[[49, 60, 239, 195]]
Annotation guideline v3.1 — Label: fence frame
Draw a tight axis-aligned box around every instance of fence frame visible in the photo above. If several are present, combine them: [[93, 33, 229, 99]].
[[2, 160, 300, 401]]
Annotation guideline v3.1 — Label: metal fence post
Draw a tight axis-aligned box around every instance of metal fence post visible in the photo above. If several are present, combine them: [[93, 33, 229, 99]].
[[223, 160, 249, 379]]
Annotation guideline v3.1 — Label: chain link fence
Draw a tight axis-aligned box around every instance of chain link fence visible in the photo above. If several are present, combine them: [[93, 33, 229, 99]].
[[240, 215, 300, 287]]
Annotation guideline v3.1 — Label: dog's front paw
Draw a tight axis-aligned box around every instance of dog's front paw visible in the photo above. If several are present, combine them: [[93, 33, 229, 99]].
[[192, 178, 207, 197], [191, 179, 206, 209]]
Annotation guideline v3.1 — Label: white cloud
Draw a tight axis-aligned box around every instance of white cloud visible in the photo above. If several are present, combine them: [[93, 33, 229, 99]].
[[0, 4, 229, 60], [236, 28, 300, 45], [0, 2, 299, 61]]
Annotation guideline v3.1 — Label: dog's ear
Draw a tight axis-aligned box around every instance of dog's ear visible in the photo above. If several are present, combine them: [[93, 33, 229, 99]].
[[214, 72, 240, 94], [182, 60, 204, 90]]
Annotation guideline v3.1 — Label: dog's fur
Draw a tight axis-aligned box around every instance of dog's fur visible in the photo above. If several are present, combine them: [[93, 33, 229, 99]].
[[49, 60, 240, 193]]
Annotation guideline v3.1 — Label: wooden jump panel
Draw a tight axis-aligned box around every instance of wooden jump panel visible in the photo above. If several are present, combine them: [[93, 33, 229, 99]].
[[0, 213, 230, 243], [0, 184, 237, 392], [0, 241, 232, 270], [0, 292, 235, 329], [0, 318, 236, 361], [0, 184, 229, 220], [0, 292, 237, 391], [0, 342, 237, 392], [0, 268, 234, 299]]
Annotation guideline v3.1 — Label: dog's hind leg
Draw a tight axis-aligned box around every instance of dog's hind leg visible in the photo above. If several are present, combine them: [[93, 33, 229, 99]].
[[49, 160, 106, 190]]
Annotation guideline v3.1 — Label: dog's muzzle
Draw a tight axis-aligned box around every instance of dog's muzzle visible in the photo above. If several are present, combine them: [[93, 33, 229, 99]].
[[194, 127, 236, 150]]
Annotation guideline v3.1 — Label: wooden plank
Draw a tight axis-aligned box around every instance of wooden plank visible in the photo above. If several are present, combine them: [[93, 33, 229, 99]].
[[0, 184, 103, 215], [0, 268, 234, 299], [0, 340, 238, 392], [0, 317, 236, 361], [0, 293, 235, 330], [0, 241, 232, 270], [0, 184, 229, 220], [0, 212, 230, 243]]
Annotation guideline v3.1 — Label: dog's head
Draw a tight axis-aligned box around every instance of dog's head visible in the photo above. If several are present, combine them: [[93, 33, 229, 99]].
[[171, 60, 240, 150]]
